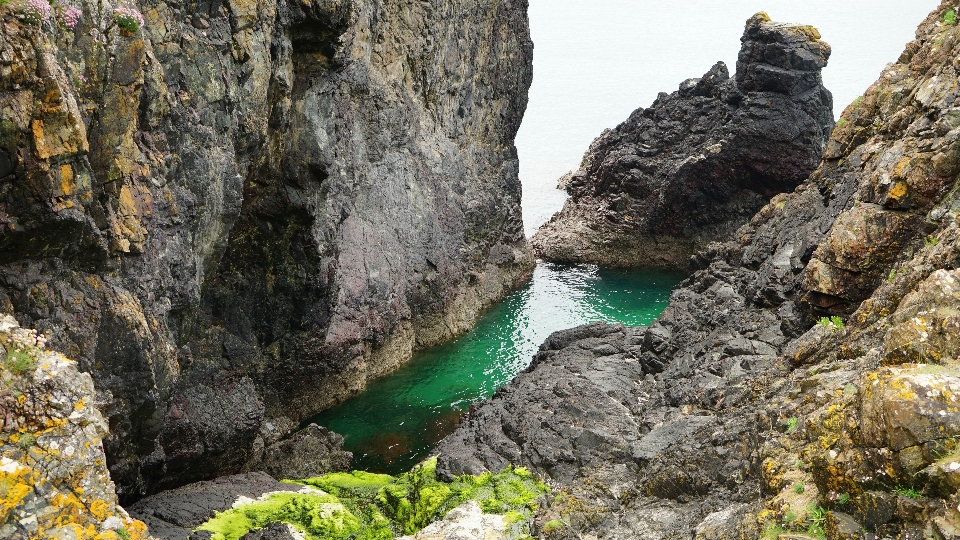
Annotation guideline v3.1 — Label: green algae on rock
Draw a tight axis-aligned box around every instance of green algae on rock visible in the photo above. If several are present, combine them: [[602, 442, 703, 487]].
[[196, 458, 548, 540]]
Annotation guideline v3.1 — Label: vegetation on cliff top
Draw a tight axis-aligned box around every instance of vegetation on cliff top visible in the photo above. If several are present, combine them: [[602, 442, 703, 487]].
[[196, 457, 549, 540]]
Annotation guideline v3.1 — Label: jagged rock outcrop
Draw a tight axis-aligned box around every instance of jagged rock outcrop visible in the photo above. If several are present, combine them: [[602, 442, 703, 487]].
[[532, 13, 834, 269], [439, 2, 960, 538], [0, 0, 533, 498], [0, 315, 154, 540]]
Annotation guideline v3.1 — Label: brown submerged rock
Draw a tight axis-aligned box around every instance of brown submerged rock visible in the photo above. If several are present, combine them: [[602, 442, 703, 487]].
[[0, 0, 533, 499], [532, 12, 834, 270]]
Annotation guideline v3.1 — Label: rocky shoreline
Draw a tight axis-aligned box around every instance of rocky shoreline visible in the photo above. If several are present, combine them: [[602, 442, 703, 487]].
[[438, 2, 960, 537]]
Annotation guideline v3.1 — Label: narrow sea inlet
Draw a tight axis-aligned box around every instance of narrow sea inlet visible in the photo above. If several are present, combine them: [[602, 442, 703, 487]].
[[306, 263, 685, 474]]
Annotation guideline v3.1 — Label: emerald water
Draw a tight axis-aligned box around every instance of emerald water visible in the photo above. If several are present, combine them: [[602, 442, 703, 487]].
[[306, 263, 684, 474]]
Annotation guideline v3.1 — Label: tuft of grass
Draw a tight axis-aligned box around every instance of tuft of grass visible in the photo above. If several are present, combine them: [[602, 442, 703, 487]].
[[116, 528, 131, 540], [762, 521, 785, 540], [786, 417, 799, 434], [926, 235, 939, 247], [893, 486, 923, 500], [816, 316, 844, 331], [543, 519, 566, 534], [15, 433, 36, 450], [836, 493, 851, 506], [794, 482, 805, 494], [888, 269, 897, 283], [806, 505, 828, 540], [945, 9, 956, 25], [5, 351, 36, 375], [836, 118, 847, 128]]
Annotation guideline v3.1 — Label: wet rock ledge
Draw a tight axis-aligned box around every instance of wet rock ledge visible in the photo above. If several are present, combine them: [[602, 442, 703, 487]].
[[533, 13, 835, 270], [439, 2, 960, 538]]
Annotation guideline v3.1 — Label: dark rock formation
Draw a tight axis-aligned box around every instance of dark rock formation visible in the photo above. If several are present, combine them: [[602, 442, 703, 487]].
[[128, 472, 303, 540], [241, 423, 352, 480], [532, 13, 834, 269], [0, 0, 533, 499], [439, 2, 960, 537]]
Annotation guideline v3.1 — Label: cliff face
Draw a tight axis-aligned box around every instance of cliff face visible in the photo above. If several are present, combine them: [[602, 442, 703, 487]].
[[532, 13, 834, 270], [0, 315, 154, 540], [0, 0, 533, 498], [439, 3, 960, 538]]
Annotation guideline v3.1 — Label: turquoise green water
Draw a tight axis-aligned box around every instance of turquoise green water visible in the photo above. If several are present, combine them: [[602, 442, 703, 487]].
[[305, 263, 684, 474]]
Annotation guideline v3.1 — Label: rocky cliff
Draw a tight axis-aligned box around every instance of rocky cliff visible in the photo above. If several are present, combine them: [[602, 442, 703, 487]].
[[532, 13, 834, 270], [0, 0, 533, 499], [0, 314, 154, 539], [439, 3, 960, 538]]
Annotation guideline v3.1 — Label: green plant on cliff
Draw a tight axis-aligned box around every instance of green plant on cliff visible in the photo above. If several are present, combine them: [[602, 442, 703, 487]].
[[15, 433, 36, 450], [198, 458, 549, 540], [113, 6, 143, 33], [945, 9, 956, 26], [3, 326, 45, 375], [926, 235, 939, 247], [893, 486, 923, 500], [816, 316, 844, 331], [785, 417, 799, 434], [805, 505, 828, 539]]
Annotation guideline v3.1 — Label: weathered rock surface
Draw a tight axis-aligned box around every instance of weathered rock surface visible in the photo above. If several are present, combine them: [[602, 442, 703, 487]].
[[241, 423, 351, 480], [532, 12, 834, 269], [0, 315, 154, 540], [439, 2, 960, 538], [128, 472, 304, 540], [0, 0, 533, 498], [397, 500, 506, 540]]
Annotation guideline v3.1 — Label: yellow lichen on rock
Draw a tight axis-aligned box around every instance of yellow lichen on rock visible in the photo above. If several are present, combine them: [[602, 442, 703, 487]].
[[0, 315, 155, 539]]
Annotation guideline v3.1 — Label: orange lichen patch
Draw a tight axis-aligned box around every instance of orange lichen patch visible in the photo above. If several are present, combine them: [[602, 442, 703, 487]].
[[124, 517, 152, 540], [0, 459, 37, 522], [887, 181, 909, 203], [89, 498, 111, 521]]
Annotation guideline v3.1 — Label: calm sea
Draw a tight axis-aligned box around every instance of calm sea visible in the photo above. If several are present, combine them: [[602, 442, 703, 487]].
[[518, 0, 941, 236]]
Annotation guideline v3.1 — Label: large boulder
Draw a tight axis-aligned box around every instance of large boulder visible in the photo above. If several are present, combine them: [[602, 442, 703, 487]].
[[532, 12, 834, 269]]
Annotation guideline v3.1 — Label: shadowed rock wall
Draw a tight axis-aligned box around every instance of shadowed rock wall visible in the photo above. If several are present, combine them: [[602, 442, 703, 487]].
[[0, 0, 533, 499]]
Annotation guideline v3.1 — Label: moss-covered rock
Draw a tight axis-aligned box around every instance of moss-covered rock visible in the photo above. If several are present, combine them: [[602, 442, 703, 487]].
[[196, 458, 548, 540]]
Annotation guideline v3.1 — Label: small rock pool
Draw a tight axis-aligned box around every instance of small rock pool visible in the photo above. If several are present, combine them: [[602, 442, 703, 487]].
[[304, 263, 685, 474]]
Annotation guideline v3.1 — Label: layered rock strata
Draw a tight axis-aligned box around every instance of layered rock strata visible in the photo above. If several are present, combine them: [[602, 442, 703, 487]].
[[532, 13, 834, 269], [0, 315, 154, 540], [439, 2, 960, 537], [0, 0, 533, 498]]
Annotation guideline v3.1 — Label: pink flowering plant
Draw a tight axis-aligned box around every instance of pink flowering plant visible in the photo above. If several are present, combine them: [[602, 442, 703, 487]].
[[15, 0, 54, 25], [113, 6, 144, 33], [3, 326, 46, 375], [56, 2, 80, 30]]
